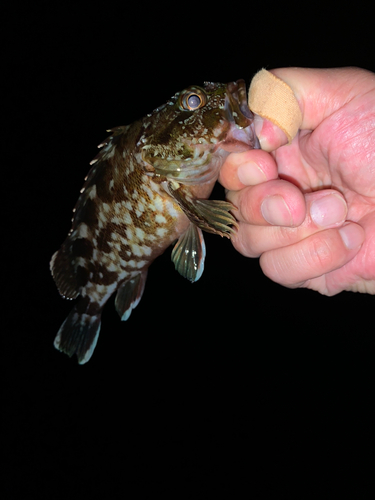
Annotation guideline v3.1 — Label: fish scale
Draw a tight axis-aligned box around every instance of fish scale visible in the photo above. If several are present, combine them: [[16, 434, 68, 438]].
[[51, 80, 259, 363]]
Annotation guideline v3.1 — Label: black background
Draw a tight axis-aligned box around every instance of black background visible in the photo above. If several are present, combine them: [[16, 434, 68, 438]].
[[4, 2, 375, 498]]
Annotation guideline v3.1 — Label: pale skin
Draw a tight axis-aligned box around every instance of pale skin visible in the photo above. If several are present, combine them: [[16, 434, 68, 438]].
[[219, 67, 375, 295]]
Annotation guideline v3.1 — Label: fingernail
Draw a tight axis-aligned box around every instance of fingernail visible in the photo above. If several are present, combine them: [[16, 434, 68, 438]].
[[253, 117, 272, 152], [238, 162, 267, 185], [310, 193, 347, 228], [338, 222, 364, 250], [261, 195, 293, 226], [254, 115, 288, 152]]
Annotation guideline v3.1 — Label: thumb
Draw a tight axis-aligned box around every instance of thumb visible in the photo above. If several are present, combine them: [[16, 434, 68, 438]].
[[251, 67, 374, 151]]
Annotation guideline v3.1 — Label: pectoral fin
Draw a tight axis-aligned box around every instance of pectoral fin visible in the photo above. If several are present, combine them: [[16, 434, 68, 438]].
[[167, 181, 238, 238], [171, 224, 206, 282]]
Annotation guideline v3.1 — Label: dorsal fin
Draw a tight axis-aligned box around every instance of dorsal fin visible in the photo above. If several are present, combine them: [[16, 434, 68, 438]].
[[50, 247, 80, 300]]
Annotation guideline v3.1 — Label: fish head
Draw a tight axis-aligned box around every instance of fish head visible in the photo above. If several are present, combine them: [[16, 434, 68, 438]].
[[139, 80, 258, 185]]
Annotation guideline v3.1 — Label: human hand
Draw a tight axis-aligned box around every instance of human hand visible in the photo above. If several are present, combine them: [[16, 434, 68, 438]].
[[220, 67, 375, 295]]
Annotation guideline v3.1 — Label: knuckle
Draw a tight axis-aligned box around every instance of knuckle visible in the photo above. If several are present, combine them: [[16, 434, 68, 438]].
[[307, 235, 335, 270], [232, 228, 261, 258]]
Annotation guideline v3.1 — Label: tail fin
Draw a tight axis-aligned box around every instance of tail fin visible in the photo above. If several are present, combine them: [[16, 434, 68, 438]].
[[54, 303, 102, 364]]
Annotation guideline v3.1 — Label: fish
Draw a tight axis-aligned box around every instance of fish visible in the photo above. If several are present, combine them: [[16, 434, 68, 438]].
[[50, 79, 259, 364]]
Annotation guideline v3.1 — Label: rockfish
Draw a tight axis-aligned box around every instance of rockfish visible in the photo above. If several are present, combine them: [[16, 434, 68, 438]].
[[50, 80, 258, 363]]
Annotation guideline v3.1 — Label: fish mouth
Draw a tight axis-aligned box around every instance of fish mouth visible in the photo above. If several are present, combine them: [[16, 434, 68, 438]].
[[225, 80, 254, 125], [148, 80, 259, 186], [222, 79, 260, 151]]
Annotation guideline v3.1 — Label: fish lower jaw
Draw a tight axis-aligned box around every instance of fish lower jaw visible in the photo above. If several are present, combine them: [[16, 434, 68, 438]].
[[152, 155, 219, 185], [219, 123, 258, 153]]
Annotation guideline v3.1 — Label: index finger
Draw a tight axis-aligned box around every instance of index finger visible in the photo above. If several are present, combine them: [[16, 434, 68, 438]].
[[218, 149, 279, 191]]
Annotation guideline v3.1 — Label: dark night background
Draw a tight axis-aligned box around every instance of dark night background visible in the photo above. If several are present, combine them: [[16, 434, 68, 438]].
[[3, 2, 375, 498]]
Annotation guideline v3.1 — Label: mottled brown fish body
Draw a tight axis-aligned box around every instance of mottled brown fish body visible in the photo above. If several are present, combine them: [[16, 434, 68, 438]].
[[51, 80, 258, 363]]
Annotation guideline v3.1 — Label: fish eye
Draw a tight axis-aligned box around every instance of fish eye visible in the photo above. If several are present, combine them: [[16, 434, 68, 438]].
[[187, 94, 201, 109], [180, 89, 207, 111]]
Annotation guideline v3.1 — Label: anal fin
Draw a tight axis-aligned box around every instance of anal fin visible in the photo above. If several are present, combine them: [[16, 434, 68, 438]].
[[171, 224, 206, 282], [115, 270, 148, 321]]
